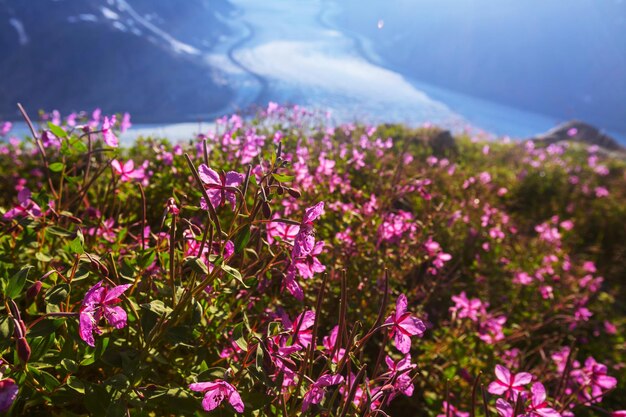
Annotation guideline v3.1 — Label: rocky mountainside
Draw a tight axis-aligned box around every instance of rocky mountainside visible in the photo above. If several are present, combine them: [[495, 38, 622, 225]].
[[531, 121, 624, 152], [0, 0, 234, 122]]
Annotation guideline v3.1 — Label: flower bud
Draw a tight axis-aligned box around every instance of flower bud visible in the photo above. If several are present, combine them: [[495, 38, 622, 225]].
[[26, 281, 43, 300], [261, 202, 271, 219], [287, 188, 301, 199], [16, 338, 31, 363]]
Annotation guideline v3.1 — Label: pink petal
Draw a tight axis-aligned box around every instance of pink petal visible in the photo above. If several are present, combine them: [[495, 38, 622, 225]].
[[513, 372, 532, 387], [537, 408, 561, 417], [596, 375, 617, 389], [302, 202, 324, 224], [104, 284, 131, 303], [531, 382, 546, 405], [189, 382, 218, 392], [0, 378, 18, 413], [488, 381, 508, 396], [198, 164, 220, 185], [201, 389, 224, 412], [395, 331, 411, 354], [318, 374, 344, 387], [295, 310, 316, 331], [79, 310, 96, 347], [495, 365, 512, 385], [495, 399, 514, 417], [227, 388, 244, 413], [82, 281, 105, 306], [225, 171, 243, 187], [104, 305, 128, 329], [385, 356, 395, 370], [395, 294, 408, 318], [123, 160, 134, 173], [399, 316, 426, 337], [223, 241, 235, 258], [17, 187, 31, 204], [284, 272, 304, 300]]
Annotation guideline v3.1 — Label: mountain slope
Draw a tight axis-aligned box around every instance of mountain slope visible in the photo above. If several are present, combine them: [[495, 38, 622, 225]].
[[0, 0, 235, 122]]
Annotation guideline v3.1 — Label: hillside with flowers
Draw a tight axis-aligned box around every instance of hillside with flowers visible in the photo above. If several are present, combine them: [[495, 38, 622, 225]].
[[1, 104, 625, 416]]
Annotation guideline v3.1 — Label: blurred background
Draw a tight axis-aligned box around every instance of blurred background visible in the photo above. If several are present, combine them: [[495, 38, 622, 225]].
[[1, 0, 625, 139]]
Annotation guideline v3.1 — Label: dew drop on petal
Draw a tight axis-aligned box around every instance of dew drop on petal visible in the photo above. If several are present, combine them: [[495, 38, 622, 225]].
[[377, 19, 384, 29]]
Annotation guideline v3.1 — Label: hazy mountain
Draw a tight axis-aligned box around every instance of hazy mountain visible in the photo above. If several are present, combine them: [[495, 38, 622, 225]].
[[335, 0, 626, 135], [0, 0, 235, 122]]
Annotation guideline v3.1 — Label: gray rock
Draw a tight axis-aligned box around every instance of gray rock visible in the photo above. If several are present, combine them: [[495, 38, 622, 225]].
[[531, 120, 623, 152]]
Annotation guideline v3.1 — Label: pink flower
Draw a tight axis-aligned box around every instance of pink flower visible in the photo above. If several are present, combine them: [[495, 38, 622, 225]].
[[525, 382, 561, 417], [478, 315, 506, 344], [595, 187, 609, 198], [450, 292, 485, 322], [322, 326, 345, 363], [2, 188, 42, 220], [283, 310, 316, 348], [495, 398, 514, 417], [0, 122, 11, 136], [377, 211, 416, 245], [189, 380, 244, 413], [293, 241, 326, 279], [487, 365, 532, 400], [79, 281, 131, 347], [111, 159, 145, 182], [198, 164, 243, 210], [284, 202, 325, 299], [385, 294, 426, 354], [513, 271, 533, 285], [120, 112, 132, 133], [384, 354, 416, 399], [102, 115, 118, 147], [0, 378, 18, 413], [302, 373, 344, 412], [438, 401, 470, 417], [267, 217, 300, 245], [551, 347, 580, 374], [576, 357, 617, 402]]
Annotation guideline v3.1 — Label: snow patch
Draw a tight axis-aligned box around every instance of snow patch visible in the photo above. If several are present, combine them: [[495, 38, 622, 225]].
[[111, 0, 201, 55], [101, 7, 119, 20], [9, 18, 29, 45], [112, 21, 127, 32]]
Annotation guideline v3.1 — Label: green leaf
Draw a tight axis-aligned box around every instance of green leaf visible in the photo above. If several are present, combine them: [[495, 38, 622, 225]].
[[71, 138, 88, 153], [47, 122, 68, 138], [40, 370, 61, 390], [106, 399, 127, 417], [60, 140, 71, 156], [46, 226, 73, 237], [35, 252, 52, 262], [233, 225, 251, 254], [272, 173, 295, 182], [45, 284, 70, 305], [67, 376, 85, 394], [232, 322, 248, 351], [0, 317, 11, 340], [49, 162, 65, 172], [183, 256, 208, 275], [220, 264, 249, 288], [69, 236, 84, 255], [6, 265, 33, 299], [61, 358, 79, 373], [138, 250, 156, 269], [28, 318, 63, 338], [140, 300, 173, 316]]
